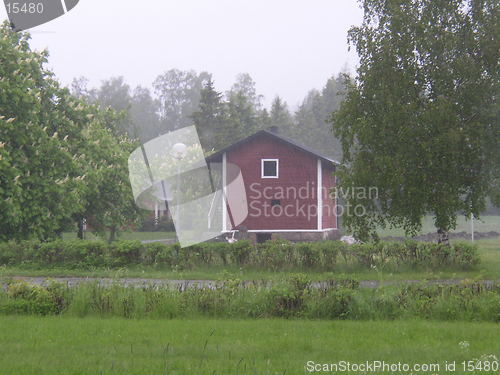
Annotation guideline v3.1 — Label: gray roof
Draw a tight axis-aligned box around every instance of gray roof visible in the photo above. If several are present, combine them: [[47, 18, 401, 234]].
[[206, 129, 340, 165]]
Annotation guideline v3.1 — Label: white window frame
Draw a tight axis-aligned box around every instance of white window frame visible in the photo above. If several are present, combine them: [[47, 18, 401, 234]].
[[261, 158, 279, 179]]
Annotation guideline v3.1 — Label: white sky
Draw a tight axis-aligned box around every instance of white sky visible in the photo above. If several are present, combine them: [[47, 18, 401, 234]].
[[0, 0, 363, 108]]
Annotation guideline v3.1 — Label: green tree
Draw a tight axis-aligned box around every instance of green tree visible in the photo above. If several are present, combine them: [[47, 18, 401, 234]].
[[229, 73, 263, 111], [130, 86, 161, 143], [94, 76, 135, 136], [0, 23, 140, 241], [70, 76, 95, 100], [153, 69, 210, 132], [0, 24, 83, 240], [256, 108, 272, 131], [292, 75, 345, 160], [225, 90, 258, 146], [270, 96, 294, 132], [218, 73, 267, 146], [331, 0, 499, 241], [74, 113, 140, 242], [191, 78, 227, 152]]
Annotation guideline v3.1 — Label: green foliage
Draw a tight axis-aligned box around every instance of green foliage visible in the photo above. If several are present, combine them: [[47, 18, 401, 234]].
[[267, 273, 311, 317], [73, 68, 345, 166], [191, 78, 227, 152], [71, 77, 162, 143], [0, 23, 141, 242], [153, 69, 211, 131], [269, 96, 294, 133], [308, 287, 356, 319], [0, 280, 69, 315], [331, 0, 500, 240], [288, 74, 346, 160], [0, 23, 82, 240], [0, 279, 497, 321], [0, 239, 481, 271]]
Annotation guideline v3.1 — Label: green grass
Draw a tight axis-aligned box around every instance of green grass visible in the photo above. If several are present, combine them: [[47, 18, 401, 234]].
[[376, 215, 500, 237], [61, 215, 499, 241], [62, 231, 176, 241], [1, 238, 498, 281], [0, 317, 498, 374]]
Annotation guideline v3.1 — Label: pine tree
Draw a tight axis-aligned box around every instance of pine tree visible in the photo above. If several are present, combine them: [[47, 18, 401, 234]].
[[191, 78, 226, 152], [270, 96, 294, 132]]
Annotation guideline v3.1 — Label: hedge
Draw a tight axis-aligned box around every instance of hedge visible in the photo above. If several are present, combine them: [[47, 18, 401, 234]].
[[0, 238, 480, 271]]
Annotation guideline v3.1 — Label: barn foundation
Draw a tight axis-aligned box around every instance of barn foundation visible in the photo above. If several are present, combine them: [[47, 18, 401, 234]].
[[249, 230, 340, 243]]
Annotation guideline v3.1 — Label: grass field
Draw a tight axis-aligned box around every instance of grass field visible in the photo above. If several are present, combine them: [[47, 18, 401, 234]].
[[62, 231, 176, 241], [1, 238, 498, 281], [61, 216, 499, 241], [375, 215, 500, 237], [0, 317, 498, 375]]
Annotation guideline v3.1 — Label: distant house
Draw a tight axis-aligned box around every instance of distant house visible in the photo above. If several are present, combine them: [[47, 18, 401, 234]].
[[206, 128, 339, 243]]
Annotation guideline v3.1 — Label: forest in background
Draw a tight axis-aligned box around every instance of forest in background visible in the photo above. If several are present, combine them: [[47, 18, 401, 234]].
[[70, 70, 346, 161]]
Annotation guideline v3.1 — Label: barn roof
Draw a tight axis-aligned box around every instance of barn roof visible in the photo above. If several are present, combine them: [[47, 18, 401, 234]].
[[205, 129, 340, 165]]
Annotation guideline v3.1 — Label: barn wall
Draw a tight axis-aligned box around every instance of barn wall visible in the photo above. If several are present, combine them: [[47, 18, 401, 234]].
[[227, 134, 318, 230], [322, 162, 337, 229]]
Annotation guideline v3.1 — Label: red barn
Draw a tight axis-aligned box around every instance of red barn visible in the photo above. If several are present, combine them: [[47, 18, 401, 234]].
[[206, 129, 339, 243]]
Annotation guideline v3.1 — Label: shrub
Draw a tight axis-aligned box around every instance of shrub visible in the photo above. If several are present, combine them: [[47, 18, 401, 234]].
[[313, 241, 340, 269], [141, 242, 167, 265], [452, 242, 481, 268], [1, 279, 497, 321], [308, 287, 355, 319], [228, 240, 253, 266], [0, 238, 481, 271], [0, 281, 59, 315], [109, 241, 143, 266], [320, 274, 360, 290], [254, 239, 295, 270], [267, 274, 311, 317]]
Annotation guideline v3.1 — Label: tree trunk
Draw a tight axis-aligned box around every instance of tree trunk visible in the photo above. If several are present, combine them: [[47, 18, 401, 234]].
[[437, 228, 450, 245], [77, 220, 84, 240], [108, 226, 117, 243]]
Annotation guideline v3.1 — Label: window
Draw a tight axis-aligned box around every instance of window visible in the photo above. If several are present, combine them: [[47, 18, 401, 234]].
[[261, 159, 279, 178], [271, 199, 281, 206]]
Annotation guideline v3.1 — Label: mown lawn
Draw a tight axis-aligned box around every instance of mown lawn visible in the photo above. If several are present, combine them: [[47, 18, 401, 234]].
[[62, 231, 176, 241], [1, 238, 498, 281], [61, 216, 500, 242], [375, 215, 500, 237], [0, 317, 498, 375]]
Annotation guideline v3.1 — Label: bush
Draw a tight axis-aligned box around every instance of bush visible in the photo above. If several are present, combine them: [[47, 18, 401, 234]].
[[308, 287, 355, 319], [267, 274, 311, 317], [254, 239, 295, 270], [0, 279, 497, 321], [344, 240, 481, 270], [0, 281, 63, 315], [109, 241, 143, 266], [0, 239, 481, 271]]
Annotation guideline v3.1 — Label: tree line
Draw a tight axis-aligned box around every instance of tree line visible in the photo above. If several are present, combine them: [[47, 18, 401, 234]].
[[70, 71, 346, 161]]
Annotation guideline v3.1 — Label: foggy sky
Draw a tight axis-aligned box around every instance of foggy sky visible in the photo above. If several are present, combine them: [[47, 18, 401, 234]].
[[0, 0, 363, 107]]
